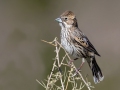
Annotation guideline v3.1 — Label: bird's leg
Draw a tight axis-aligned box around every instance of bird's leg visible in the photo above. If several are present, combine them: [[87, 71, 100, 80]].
[[73, 58, 85, 76], [68, 58, 78, 66], [77, 58, 85, 71]]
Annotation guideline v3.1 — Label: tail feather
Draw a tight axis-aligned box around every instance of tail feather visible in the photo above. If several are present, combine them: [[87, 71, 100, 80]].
[[88, 57, 104, 84]]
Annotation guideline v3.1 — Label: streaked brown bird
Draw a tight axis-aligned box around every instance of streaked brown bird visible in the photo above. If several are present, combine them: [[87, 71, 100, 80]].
[[55, 10, 104, 84]]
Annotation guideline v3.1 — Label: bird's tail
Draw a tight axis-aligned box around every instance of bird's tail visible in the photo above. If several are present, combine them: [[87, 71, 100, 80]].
[[87, 57, 104, 84]]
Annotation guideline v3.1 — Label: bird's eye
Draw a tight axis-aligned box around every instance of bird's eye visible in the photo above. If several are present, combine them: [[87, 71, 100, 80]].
[[65, 18, 67, 20]]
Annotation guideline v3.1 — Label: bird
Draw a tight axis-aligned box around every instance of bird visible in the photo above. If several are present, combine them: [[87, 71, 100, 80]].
[[55, 10, 104, 84]]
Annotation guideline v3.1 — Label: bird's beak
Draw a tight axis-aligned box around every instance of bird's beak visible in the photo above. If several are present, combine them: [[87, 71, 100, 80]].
[[55, 18, 62, 23]]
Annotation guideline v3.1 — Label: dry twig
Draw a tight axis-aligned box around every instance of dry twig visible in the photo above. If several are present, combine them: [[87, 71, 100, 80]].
[[36, 37, 94, 90]]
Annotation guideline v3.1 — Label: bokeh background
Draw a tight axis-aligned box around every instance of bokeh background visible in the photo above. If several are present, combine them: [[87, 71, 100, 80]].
[[0, 0, 120, 90]]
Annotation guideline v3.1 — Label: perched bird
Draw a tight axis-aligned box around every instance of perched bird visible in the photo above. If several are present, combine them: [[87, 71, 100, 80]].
[[55, 10, 104, 84]]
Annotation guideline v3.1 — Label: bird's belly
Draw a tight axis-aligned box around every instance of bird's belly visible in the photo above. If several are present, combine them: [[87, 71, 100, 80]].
[[61, 39, 73, 55], [61, 38, 82, 58]]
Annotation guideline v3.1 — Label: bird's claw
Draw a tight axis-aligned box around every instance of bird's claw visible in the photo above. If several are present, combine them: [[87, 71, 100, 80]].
[[72, 68, 82, 77], [68, 60, 74, 67]]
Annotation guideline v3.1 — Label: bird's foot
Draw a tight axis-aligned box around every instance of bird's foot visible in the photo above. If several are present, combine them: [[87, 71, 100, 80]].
[[68, 59, 74, 67], [68, 58, 78, 67], [72, 60, 85, 77], [72, 67, 82, 77]]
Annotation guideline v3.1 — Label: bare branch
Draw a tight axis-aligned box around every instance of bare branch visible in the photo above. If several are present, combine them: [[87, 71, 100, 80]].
[[37, 38, 94, 90]]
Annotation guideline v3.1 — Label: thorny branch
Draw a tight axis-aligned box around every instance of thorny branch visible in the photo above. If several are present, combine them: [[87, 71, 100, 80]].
[[36, 37, 94, 90]]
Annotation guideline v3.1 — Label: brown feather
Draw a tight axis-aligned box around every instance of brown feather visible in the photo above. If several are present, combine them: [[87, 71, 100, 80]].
[[61, 10, 75, 19]]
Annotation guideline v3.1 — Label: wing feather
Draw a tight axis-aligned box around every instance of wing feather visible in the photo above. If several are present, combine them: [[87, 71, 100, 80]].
[[71, 29, 100, 56]]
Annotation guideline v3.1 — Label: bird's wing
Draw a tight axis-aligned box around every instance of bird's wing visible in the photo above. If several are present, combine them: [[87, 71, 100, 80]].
[[70, 29, 100, 56]]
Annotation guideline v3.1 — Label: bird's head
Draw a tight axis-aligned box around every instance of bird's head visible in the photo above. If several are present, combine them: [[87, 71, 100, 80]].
[[55, 11, 78, 29]]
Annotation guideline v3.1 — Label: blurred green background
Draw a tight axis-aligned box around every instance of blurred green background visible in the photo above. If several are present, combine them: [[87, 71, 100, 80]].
[[0, 0, 120, 90]]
